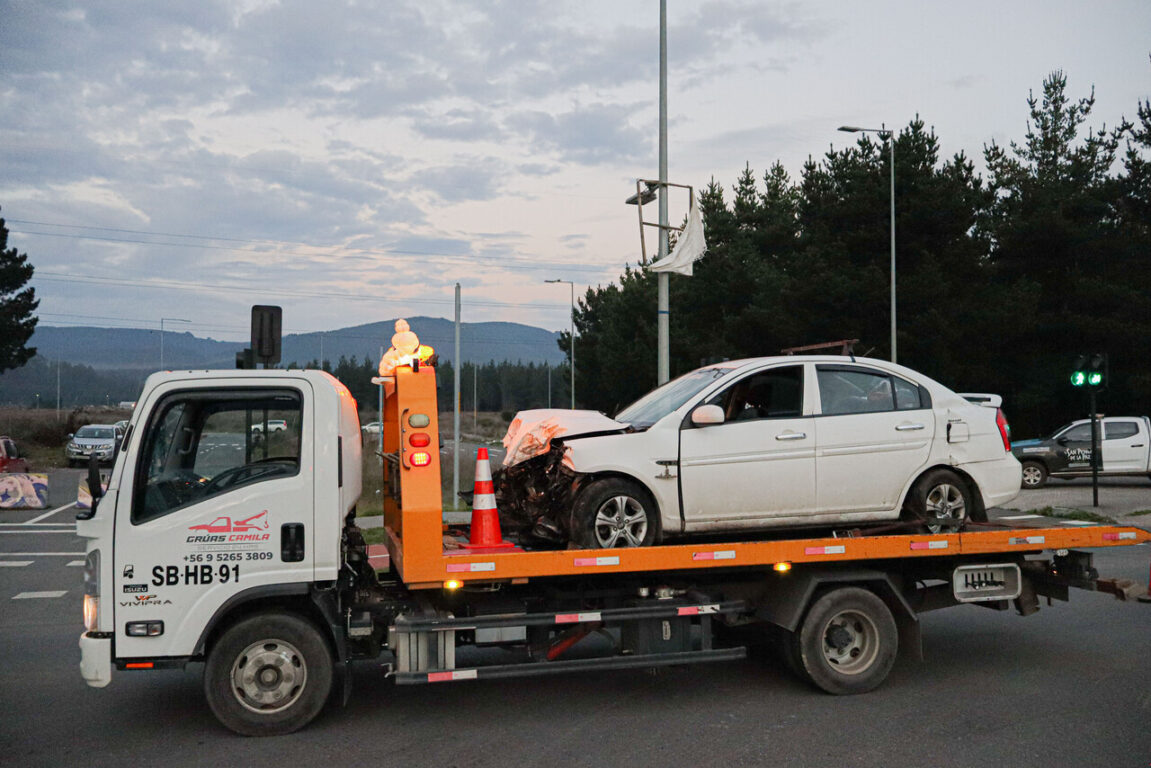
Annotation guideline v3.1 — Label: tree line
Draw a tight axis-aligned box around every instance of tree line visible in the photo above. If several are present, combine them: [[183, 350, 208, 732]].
[[567, 71, 1151, 437]]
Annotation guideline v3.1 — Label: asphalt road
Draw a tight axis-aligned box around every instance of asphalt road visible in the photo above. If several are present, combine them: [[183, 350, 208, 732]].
[[1, 480, 1148, 766]]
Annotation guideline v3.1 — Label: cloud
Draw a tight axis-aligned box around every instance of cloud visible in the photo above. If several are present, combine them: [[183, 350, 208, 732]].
[[507, 103, 650, 165]]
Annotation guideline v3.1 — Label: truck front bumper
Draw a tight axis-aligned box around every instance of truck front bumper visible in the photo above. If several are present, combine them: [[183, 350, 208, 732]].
[[80, 632, 112, 688]]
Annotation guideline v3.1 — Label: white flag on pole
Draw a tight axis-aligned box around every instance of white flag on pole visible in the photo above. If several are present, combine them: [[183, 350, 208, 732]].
[[648, 199, 707, 276]]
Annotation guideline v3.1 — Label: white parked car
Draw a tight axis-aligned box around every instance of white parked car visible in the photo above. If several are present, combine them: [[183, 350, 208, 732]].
[[497, 356, 1021, 548], [250, 419, 288, 434], [361, 421, 383, 436]]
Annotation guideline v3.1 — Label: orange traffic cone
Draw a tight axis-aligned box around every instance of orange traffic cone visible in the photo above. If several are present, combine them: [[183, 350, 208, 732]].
[[463, 448, 513, 549]]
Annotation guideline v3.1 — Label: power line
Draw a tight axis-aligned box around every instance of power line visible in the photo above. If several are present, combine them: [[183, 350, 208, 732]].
[[9, 221, 625, 275], [31, 270, 566, 310]]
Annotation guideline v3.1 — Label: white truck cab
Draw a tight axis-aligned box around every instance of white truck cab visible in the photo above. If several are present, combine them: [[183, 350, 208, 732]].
[[79, 369, 361, 686]]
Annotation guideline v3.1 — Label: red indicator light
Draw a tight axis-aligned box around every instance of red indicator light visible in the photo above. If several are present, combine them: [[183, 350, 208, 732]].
[[125, 662, 154, 669], [411, 451, 431, 467], [409, 432, 431, 448]]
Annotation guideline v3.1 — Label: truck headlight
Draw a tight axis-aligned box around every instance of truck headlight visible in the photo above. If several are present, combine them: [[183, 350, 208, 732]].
[[83, 550, 100, 632]]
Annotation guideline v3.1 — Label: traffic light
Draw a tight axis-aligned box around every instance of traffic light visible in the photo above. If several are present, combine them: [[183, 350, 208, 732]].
[[1070, 353, 1107, 388]]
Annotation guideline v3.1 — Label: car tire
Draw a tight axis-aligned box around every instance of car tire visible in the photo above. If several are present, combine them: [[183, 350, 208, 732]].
[[901, 468, 972, 533], [203, 612, 333, 737], [1020, 461, 1048, 489], [572, 478, 659, 549], [789, 587, 898, 695]]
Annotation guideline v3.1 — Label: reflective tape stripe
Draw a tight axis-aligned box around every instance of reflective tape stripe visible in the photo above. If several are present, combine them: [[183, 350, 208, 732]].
[[692, 550, 736, 561], [574, 556, 620, 567], [428, 669, 478, 683], [1009, 536, 1045, 545], [677, 604, 720, 616], [1102, 532, 1136, 541], [471, 493, 497, 509], [910, 540, 949, 550], [804, 545, 846, 556], [445, 562, 496, 573], [555, 611, 602, 624]]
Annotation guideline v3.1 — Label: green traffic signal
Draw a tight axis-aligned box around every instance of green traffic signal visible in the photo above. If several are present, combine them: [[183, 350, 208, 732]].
[[1087, 371, 1103, 386], [1070, 371, 1086, 386]]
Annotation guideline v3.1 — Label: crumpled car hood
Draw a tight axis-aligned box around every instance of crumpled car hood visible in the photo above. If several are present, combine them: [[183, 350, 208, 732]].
[[502, 409, 628, 467]]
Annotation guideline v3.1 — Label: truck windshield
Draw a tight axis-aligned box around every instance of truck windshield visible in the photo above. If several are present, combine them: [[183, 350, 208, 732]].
[[615, 367, 732, 428]]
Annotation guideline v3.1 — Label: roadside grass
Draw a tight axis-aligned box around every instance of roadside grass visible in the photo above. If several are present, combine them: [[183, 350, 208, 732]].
[[1127, 509, 1151, 517], [1024, 505, 1117, 524]]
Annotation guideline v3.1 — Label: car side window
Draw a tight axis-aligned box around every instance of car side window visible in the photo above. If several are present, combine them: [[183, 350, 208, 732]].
[[1104, 422, 1139, 440], [707, 365, 803, 422], [817, 367, 895, 415], [893, 376, 923, 410], [1062, 424, 1092, 442], [132, 389, 303, 524]]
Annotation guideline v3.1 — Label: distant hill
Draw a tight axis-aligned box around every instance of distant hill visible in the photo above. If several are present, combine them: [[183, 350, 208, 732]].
[[26, 317, 565, 370]]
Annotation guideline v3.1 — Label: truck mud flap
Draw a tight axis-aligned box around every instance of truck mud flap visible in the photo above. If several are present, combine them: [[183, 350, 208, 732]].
[[393, 647, 747, 685]]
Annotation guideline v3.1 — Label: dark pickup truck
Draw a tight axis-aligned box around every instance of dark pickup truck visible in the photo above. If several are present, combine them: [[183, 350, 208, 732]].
[[1011, 416, 1151, 487]]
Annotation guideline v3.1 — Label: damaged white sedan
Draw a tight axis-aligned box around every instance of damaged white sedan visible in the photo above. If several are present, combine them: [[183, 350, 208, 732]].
[[492, 356, 1021, 549]]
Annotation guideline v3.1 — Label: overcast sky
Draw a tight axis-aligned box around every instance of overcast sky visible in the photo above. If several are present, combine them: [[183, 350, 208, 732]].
[[3, 0, 1149, 343]]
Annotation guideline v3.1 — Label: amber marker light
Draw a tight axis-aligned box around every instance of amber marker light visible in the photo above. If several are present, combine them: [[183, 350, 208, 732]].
[[444, 579, 463, 590], [773, 562, 792, 573]]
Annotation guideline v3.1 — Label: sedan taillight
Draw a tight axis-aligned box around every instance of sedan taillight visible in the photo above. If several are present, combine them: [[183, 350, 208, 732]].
[[996, 408, 1012, 452]]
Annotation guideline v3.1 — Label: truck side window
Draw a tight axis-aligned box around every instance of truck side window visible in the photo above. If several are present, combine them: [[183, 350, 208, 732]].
[[132, 389, 303, 524], [1104, 422, 1138, 440]]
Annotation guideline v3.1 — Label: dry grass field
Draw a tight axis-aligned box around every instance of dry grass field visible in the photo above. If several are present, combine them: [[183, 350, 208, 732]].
[[0, 406, 133, 469]]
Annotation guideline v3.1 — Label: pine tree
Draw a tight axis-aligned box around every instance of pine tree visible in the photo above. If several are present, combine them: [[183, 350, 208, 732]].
[[0, 208, 39, 373]]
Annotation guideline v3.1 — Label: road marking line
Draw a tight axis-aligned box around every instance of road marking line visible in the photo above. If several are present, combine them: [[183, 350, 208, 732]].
[[0, 523, 76, 527], [25, 502, 77, 524], [0, 530, 78, 534], [998, 514, 1044, 520], [1058, 520, 1095, 526], [0, 561, 33, 567], [13, 591, 68, 599], [67, 560, 85, 566], [0, 552, 85, 556]]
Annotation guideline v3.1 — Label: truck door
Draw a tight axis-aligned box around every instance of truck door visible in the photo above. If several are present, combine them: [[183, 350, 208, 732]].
[[112, 383, 314, 660], [679, 364, 816, 524], [1101, 420, 1145, 472], [1054, 422, 1095, 470]]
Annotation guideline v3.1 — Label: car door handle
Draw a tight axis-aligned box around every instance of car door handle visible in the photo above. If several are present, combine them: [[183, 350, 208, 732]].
[[896, 423, 925, 431], [775, 432, 806, 441], [1132, 443, 1145, 448]]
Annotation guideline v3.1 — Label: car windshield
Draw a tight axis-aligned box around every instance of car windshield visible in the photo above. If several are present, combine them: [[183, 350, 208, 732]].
[[76, 427, 115, 439], [615, 367, 733, 427]]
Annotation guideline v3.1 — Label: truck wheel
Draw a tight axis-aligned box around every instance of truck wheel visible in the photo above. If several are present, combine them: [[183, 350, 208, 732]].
[[573, 478, 658, 548], [1020, 461, 1047, 489], [204, 612, 333, 737], [902, 469, 971, 533], [790, 587, 897, 695]]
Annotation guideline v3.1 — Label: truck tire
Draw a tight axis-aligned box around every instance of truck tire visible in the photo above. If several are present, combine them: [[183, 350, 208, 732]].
[[1020, 461, 1047, 489], [572, 478, 658, 549], [901, 469, 972, 533], [204, 612, 333, 737], [790, 587, 897, 695]]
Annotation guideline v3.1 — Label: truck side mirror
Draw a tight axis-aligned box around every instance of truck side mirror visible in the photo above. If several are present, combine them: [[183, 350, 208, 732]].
[[691, 404, 726, 427], [77, 454, 104, 521]]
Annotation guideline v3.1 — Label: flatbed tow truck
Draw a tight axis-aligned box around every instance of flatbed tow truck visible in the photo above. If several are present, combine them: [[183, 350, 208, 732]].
[[77, 354, 1150, 736]]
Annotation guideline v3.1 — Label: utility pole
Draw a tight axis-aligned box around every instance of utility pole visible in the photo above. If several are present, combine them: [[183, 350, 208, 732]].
[[453, 283, 461, 511], [656, 0, 669, 385]]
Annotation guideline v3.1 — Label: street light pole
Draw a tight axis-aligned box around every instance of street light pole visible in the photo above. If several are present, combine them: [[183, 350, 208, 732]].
[[545, 279, 576, 409], [657, 0, 669, 385], [159, 317, 191, 370], [839, 124, 897, 363]]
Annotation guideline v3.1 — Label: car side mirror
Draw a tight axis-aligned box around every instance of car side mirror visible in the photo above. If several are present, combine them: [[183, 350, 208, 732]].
[[67, 433, 74, 440], [691, 404, 726, 427], [1056, 436, 1069, 445]]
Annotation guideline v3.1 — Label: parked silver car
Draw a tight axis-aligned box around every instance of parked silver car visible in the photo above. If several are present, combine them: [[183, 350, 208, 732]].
[[66, 424, 124, 466]]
